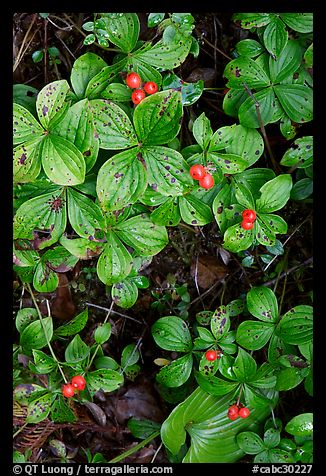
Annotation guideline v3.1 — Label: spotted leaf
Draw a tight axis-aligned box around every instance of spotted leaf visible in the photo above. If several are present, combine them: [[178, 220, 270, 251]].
[[224, 57, 270, 90], [152, 316, 192, 352], [70, 52, 107, 100], [236, 320, 275, 351], [256, 174, 292, 213], [134, 90, 182, 146], [96, 232, 133, 285], [247, 286, 279, 323], [36, 80, 70, 129], [179, 194, 213, 226], [101, 13, 140, 53], [156, 354, 193, 388], [142, 146, 192, 196], [96, 147, 147, 211], [150, 197, 181, 226], [13, 137, 44, 183], [115, 213, 168, 257], [13, 103, 44, 145], [41, 135, 86, 186], [67, 188, 105, 240], [111, 279, 138, 309], [223, 222, 255, 253], [90, 99, 138, 149]]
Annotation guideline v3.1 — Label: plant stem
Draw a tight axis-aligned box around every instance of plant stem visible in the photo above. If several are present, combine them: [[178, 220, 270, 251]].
[[86, 301, 114, 371], [108, 430, 161, 463], [26, 284, 67, 383], [13, 422, 28, 439], [236, 384, 244, 406]]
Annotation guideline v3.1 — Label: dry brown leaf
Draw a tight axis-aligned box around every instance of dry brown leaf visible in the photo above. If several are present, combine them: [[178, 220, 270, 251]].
[[190, 255, 227, 290]]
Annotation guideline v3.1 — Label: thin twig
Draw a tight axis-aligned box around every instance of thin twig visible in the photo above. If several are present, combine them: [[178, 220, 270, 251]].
[[85, 302, 142, 324], [261, 257, 313, 288], [150, 442, 163, 463], [13, 14, 38, 72], [44, 18, 48, 84], [86, 301, 114, 371], [200, 35, 232, 61], [242, 83, 280, 173], [194, 254, 205, 309]]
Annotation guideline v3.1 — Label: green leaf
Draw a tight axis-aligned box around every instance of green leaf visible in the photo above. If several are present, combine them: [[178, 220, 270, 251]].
[[33, 260, 58, 292], [152, 316, 192, 352], [256, 174, 292, 213], [148, 13, 165, 27], [161, 386, 277, 462], [236, 321, 275, 350], [227, 125, 264, 166], [111, 279, 138, 309], [210, 306, 230, 338], [94, 323, 112, 344], [263, 16, 288, 59], [238, 87, 276, 128], [41, 135, 86, 186], [212, 182, 234, 233], [209, 152, 248, 175], [101, 83, 131, 102], [101, 13, 139, 53], [94, 356, 119, 371], [151, 197, 181, 226], [52, 99, 99, 173], [192, 113, 213, 150], [247, 286, 279, 322], [13, 103, 44, 145], [13, 190, 67, 250], [134, 90, 182, 146], [195, 371, 239, 396], [269, 40, 303, 83], [71, 52, 107, 99], [16, 308, 39, 333], [280, 13, 313, 33], [223, 222, 254, 253], [233, 347, 257, 382], [291, 178, 313, 200], [59, 235, 104, 260], [13, 84, 38, 116], [162, 72, 204, 106], [87, 369, 124, 393], [280, 136, 313, 168], [90, 99, 137, 149], [303, 43, 313, 69], [275, 367, 304, 391], [223, 88, 248, 118], [255, 219, 276, 247], [136, 34, 192, 70], [54, 309, 89, 337], [244, 384, 274, 409], [128, 417, 161, 439], [65, 334, 90, 363], [115, 213, 168, 257], [258, 213, 288, 235], [13, 137, 43, 183], [83, 33, 95, 45], [156, 354, 193, 387], [85, 61, 124, 99], [268, 448, 296, 463], [224, 56, 270, 89], [234, 168, 276, 200], [121, 343, 140, 368], [274, 84, 313, 123], [51, 395, 77, 423], [285, 413, 313, 437], [67, 188, 105, 240], [234, 181, 255, 208], [142, 146, 193, 196], [20, 317, 53, 351], [26, 392, 53, 423], [96, 232, 133, 285], [179, 194, 213, 226], [277, 305, 313, 345], [31, 350, 56, 374], [264, 428, 281, 449], [236, 39, 265, 58], [232, 13, 272, 29], [237, 431, 265, 454], [96, 148, 147, 212], [36, 80, 70, 129]]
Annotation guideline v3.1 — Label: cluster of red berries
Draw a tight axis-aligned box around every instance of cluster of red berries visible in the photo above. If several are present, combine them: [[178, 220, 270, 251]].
[[205, 349, 222, 361], [190, 164, 214, 190], [241, 209, 257, 230], [62, 375, 86, 398], [227, 403, 250, 420], [125, 72, 158, 105]]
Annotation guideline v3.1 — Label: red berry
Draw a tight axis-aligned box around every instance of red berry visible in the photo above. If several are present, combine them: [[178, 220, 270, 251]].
[[239, 407, 250, 418], [205, 350, 218, 361], [71, 375, 86, 391], [228, 412, 239, 420], [144, 81, 158, 94], [228, 404, 239, 416], [131, 89, 146, 105], [126, 72, 141, 89], [62, 383, 75, 398], [241, 220, 254, 230], [190, 164, 206, 180], [242, 209, 256, 222], [199, 173, 214, 189]]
